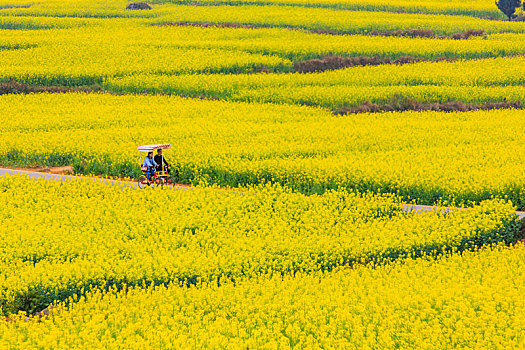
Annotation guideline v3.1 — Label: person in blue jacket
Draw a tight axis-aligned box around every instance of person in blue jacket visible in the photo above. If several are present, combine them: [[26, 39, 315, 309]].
[[143, 151, 158, 180]]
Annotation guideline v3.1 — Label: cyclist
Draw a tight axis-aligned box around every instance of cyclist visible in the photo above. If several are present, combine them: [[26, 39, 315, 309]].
[[143, 151, 158, 181], [154, 149, 170, 175]]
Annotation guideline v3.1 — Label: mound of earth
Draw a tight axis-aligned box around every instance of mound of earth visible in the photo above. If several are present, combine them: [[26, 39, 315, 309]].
[[126, 2, 152, 10]]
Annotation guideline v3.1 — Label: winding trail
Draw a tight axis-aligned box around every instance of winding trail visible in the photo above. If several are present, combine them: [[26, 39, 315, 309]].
[[1, 167, 524, 219], [0, 167, 138, 189]]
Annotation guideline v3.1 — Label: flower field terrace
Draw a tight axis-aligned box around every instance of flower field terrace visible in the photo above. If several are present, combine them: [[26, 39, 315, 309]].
[[154, 0, 505, 19], [2, 4, 525, 112], [2, 93, 525, 208], [106, 55, 525, 110], [2, 237, 525, 348], [1, 0, 525, 346], [0, 175, 520, 318], [147, 5, 525, 35], [3, 17, 525, 88], [0, 0, 505, 19]]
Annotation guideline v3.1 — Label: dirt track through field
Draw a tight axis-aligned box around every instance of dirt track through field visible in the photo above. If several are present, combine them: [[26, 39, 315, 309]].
[[1, 167, 524, 219]]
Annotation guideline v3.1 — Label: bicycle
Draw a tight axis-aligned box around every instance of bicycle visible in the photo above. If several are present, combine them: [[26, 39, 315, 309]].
[[138, 165, 172, 189]]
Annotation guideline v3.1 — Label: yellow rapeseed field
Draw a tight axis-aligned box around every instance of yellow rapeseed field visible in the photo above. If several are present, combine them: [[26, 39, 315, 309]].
[[2, 93, 525, 207], [4, 18, 525, 87], [0, 175, 519, 317], [0, 0, 523, 347], [1, 244, 524, 348], [154, 0, 501, 18], [0, 0, 517, 34], [106, 55, 525, 108]]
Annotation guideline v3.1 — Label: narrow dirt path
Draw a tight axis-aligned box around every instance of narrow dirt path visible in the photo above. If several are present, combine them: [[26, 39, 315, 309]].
[[0, 167, 191, 191]]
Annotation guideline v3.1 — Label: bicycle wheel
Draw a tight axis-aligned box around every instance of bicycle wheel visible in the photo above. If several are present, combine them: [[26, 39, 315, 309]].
[[155, 177, 164, 189], [138, 175, 149, 189]]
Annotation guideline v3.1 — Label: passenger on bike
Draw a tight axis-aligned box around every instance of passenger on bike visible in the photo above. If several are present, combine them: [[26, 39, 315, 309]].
[[154, 149, 170, 175], [143, 151, 158, 180]]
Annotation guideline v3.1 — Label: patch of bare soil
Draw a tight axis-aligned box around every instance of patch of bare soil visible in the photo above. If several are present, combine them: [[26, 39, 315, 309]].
[[368, 29, 486, 39], [126, 2, 152, 10], [153, 22, 486, 40], [2, 165, 73, 175], [0, 4, 31, 9], [0, 81, 102, 95], [48, 166, 74, 175], [153, 21, 255, 29], [25, 305, 56, 322], [302, 27, 486, 39], [4, 305, 56, 323], [516, 219, 525, 245], [334, 99, 524, 115], [294, 55, 456, 73]]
